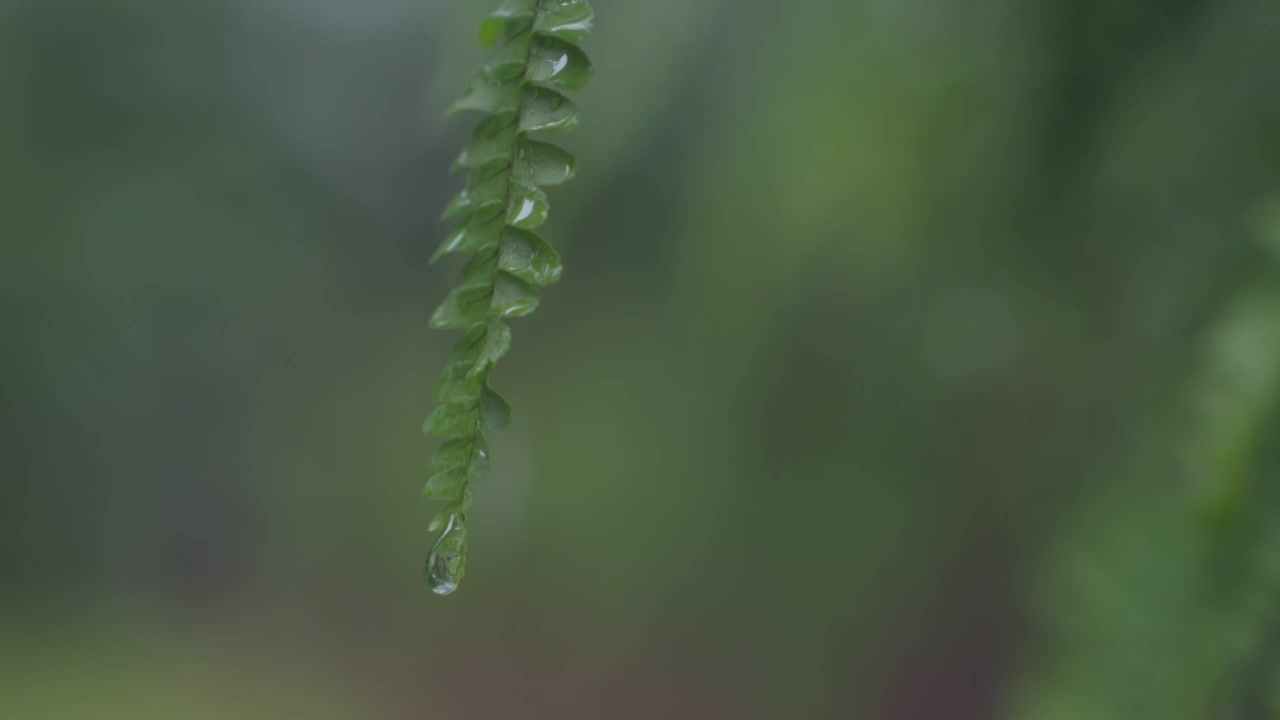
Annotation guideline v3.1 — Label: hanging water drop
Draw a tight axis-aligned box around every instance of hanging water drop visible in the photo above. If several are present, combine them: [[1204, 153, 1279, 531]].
[[424, 513, 467, 595]]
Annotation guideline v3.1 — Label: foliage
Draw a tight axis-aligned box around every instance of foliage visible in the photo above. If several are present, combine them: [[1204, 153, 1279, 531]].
[[420, 0, 593, 595], [5, 0, 1280, 714], [1011, 202, 1280, 719]]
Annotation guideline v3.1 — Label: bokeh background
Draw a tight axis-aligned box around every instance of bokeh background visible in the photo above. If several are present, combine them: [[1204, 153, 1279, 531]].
[[4, 0, 1280, 718]]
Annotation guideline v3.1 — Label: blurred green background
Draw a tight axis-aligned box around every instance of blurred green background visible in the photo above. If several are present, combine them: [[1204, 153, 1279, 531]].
[[3, 0, 1280, 718]]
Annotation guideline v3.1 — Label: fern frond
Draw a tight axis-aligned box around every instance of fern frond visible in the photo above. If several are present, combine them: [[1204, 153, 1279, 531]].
[[422, 0, 593, 596]]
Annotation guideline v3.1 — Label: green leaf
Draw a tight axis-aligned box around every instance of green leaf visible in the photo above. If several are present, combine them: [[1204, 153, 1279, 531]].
[[499, 227, 562, 285], [433, 320, 512, 403], [461, 248, 501, 287], [422, 400, 479, 438], [467, 434, 491, 476], [434, 359, 483, 402], [485, 38, 534, 78], [505, 174, 550, 229], [517, 139, 576, 186], [441, 191, 472, 221], [433, 321, 505, 387], [428, 435, 488, 479], [491, 271, 541, 317], [526, 34, 593, 91], [449, 69, 522, 116], [453, 113, 518, 171], [429, 283, 492, 329], [480, 388, 513, 430], [464, 161, 512, 208], [427, 489, 473, 532], [469, 319, 513, 377], [432, 205, 504, 262], [519, 86, 580, 133], [478, 0, 538, 48], [441, 160, 511, 221], [533, 0, 594, 43], [453, 321, 493, 355], [423, 463, 467, 500]]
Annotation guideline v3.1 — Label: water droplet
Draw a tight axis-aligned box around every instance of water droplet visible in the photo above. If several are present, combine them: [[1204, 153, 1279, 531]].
[[424, 513, 467, 595], [550, 52, 569, 76], [507, 195, 549, 229], [512, 198, 536, 224]]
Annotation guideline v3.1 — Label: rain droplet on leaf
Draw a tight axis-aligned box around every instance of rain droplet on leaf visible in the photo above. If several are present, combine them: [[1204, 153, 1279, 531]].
[[424, 513, 467, 595]]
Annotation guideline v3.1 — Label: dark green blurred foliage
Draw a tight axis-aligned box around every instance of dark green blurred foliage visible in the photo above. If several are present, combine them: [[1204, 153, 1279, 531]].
[[2, 0, 1279, 718], [1011, 214, 1280, 719]]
